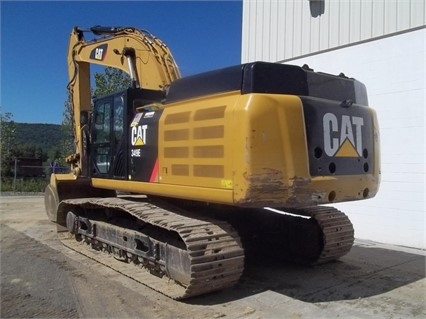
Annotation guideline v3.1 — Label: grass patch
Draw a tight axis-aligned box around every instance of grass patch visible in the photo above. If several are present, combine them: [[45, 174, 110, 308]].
[[1, 177, 48, 193]]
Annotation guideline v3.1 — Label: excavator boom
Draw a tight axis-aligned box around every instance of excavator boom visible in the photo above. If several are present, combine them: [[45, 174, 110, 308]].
[[66, 26, 180, 173]]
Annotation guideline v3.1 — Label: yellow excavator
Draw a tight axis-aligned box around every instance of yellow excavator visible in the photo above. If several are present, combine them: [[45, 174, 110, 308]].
[[45, 26, 380, 299]]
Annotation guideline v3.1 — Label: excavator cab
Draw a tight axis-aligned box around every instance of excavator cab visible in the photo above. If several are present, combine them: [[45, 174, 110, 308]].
[[89, 88, 164, 180]]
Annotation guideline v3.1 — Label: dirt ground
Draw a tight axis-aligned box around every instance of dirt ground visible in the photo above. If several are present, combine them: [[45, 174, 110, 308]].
[[1, 196, 425, 319]]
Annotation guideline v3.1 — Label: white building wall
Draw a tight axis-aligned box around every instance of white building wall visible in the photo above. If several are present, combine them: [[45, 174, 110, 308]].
[[242, 0, 426, 62], [242, 0, 426, 249], [288, 29, 425, 249]]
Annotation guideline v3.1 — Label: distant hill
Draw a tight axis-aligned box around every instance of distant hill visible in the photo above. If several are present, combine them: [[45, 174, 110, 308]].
[[15, 123, 63, 149], [0, 122, 73, 177]]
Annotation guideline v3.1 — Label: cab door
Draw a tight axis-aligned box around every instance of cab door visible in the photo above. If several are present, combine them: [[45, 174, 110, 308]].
[[91, 93, 126, 178]]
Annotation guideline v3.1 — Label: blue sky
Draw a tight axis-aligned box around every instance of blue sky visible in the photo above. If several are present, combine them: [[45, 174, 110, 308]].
[[1, 1, 242, 124]]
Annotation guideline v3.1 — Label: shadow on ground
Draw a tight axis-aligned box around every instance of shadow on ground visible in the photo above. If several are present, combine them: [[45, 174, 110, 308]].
[[188, 242, 425, 305]]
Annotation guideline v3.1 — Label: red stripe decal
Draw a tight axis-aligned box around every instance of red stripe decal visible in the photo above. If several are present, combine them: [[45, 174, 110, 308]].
[[149, 158, 159, 182]]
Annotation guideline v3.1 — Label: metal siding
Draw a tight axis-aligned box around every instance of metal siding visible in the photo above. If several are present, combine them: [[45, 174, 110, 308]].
[[269, 0, 279, 61], [277, 1, 286, 61], [246, 0, 256, 62], [242, 0, 426, 63], [397, 1, 411, 30], [241, 0, 251, 63], [349, 0, 362, 42], [411, 0, 426, 27], [385, 1, 398, 34], [339, 0, 351, 46], [301, 0, 311, 55], [292, 0, 303, 57], [254, 1, 264, 61], [360, 0, 374, 40], [284, 1, 294, 59], [263, 0, 272, 61], [310, 6, 321, 53], [319, 1, 330, 50], [372, 0, 385, 38]]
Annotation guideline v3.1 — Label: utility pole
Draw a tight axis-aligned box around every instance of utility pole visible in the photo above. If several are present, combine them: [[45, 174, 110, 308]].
[[13, 157, 18, 192]]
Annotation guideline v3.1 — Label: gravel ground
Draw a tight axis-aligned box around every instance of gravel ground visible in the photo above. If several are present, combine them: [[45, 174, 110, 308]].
[[1, 196, 425, 318]]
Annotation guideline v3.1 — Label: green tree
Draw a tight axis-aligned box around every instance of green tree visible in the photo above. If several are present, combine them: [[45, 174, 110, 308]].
[[0, 112, 16, 177], [63, 67, 131, 126], [93, 67, 132, 97], [60, 92, 74, 162]]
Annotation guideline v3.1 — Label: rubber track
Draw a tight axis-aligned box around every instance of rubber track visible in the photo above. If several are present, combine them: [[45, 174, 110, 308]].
[[286, 206, 355, 264], [59, 197, 244, 299]]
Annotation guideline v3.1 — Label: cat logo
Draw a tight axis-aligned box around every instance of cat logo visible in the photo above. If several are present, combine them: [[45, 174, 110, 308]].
[[94, 48, 104, 60], [131, 125, 148, 146], [323, 113, 364, 157], [90, 44, 107, 61]]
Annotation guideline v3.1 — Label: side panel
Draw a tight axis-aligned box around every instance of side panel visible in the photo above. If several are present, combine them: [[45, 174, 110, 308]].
[[231, 94, 310, 206], [158, 91, 240, 189]]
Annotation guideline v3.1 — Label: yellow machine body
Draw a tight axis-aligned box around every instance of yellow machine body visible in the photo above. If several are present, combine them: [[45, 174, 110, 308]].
[[59, 89, 380, 208]]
